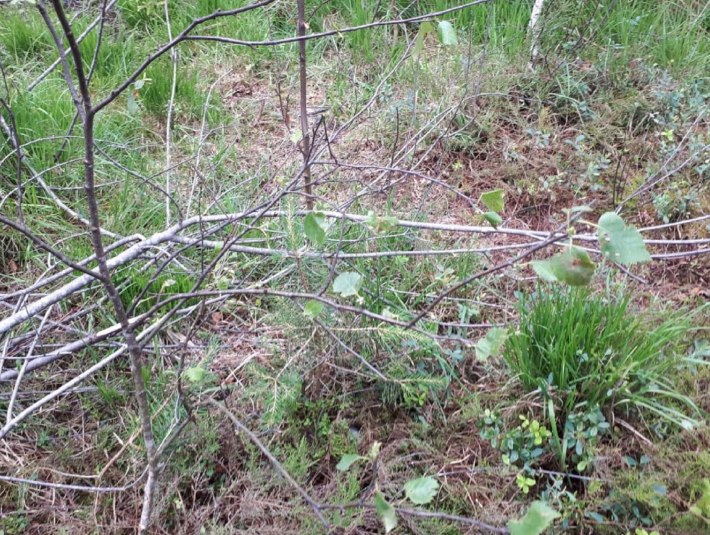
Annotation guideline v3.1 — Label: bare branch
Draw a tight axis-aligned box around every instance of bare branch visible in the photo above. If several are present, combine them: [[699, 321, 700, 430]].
[[297, 0, 313, 209], [185, 0, 493, 48]]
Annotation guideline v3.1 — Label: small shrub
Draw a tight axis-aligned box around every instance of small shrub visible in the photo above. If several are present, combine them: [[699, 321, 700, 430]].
[[559, 404, 609, 472], [480, 410, 552, 469], [504, 288, 699, 429], [479, 405, 609, 474]]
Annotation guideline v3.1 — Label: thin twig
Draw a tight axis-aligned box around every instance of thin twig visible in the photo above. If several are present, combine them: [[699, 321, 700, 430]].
[[0, 473, 146, 493], [164, 0, 178, 226], [5, 306, 53, 424]]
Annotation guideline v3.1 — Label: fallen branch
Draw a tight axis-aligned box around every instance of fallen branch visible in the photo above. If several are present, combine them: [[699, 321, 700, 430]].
[[2, 209, 706, 336]]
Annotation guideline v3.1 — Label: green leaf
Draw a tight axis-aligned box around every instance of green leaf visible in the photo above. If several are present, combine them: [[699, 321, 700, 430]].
[[127, 92, 139, 114], [332, 272, 363, 297], [483, 211, 503, 228], [598, 212, 651, 265], [183, 366, 206, 383], [365, 211, 398, 233], [414, 21, 435, 58], [508, 501, 560, 535], [475, 327, 509, 361], [532, 247, 595, 286], [304, 212, 326, 246], [419, 21, 435, 37], [480, 189, 505, 213], [374, 492, 398, 533], [404, 476, 439, 505], [303, 300, 324, 319], [336, 454, 364, 472], [531, 258, 558, 283], [437, 20, 458, 46]]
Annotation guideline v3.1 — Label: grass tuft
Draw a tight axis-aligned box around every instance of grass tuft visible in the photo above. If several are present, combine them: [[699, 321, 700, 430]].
[[0, 11, 54, 62], [504, 287, 701, 429]]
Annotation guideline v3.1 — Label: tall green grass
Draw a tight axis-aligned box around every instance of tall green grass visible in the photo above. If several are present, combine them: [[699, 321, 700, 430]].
[[424, 0, 532, 54], [8, 81, 76, 169], [536, 0, 709, 73], [2, 0, 706, 72], [77, 28, 141, 85], [316, 0, 708, 71], [505, 288, 701, 430], [139, 57, 205, 117], [0, 10, 54, 62]]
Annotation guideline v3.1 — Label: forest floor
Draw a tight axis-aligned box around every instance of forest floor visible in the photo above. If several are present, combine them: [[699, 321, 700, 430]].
[[0, 1, 709, 534]]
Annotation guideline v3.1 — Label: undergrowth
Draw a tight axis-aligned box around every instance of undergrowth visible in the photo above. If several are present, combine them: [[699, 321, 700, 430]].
[[0, 0, 708, 533]]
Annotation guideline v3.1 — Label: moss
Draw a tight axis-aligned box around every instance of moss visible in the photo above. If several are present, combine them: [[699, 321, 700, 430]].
[[587, 429, 710, 531]]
